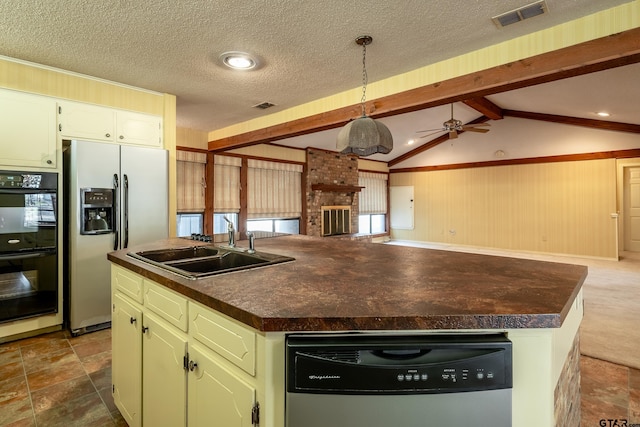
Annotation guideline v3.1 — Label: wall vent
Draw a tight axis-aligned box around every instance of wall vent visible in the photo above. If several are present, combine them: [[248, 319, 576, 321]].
[[253, 101, 276, 110], [492, 0, 547, 28]]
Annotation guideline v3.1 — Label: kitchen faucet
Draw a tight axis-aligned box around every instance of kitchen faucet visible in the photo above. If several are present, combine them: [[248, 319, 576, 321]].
[[223, 216, 235, 248]]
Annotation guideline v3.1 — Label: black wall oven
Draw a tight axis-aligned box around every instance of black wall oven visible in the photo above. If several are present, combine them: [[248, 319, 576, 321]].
[[0, 171, 58, 323]]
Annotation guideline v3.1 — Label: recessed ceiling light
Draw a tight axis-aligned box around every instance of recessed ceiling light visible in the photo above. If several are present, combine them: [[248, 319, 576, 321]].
[[407, 139, 415, 145], [219, 51, 258, 70], [596, 111, 611, 117]]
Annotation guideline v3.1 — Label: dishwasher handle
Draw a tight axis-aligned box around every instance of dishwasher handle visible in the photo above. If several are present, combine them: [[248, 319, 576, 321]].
[[370, 349, 431, 360]]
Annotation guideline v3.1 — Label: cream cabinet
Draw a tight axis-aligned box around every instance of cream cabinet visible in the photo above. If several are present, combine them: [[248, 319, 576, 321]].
[[0, 88, 57, 168], [111, 266, 188, 427], [187, 342, 257, 427], [111, 264, 262, 427], [142, 311, 188, 427], [112, 292, 143, 427], [57, 101, 115, 142], [58, 101, 162, 147]]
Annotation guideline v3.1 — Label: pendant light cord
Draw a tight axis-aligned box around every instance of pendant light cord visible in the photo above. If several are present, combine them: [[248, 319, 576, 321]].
[[360, 41, 368, 117]]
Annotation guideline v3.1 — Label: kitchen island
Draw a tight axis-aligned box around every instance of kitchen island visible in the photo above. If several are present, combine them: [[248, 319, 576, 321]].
[[108, 235, 587, 427]]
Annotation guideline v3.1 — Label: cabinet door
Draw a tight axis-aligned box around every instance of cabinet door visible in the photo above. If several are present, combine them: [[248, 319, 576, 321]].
[[0, 89, 57, 168], [58, 101, 115, 142], [188, 343, 257, 427], [142, 312, 188, 427], [112, 292, 143, 427], [116, 111, 162, 146]]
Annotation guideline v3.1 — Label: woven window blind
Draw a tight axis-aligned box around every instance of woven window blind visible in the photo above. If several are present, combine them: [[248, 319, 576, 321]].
[[214, 155, 241, 213], [359, 171, 388, 215], [176, 150, 206, 213], [247, 159, 302, 219]]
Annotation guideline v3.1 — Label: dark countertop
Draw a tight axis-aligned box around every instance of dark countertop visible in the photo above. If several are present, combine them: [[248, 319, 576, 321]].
[[107, 235, 588, 332]]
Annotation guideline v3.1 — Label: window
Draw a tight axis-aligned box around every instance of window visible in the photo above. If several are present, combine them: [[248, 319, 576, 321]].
[[246, 159, 302, 235], [247, 218, 300, 234], [247, 159, 302, 220], [176, 150, 206, 236], [176, 213, 203, 237], [358, 171, 388, 234], [213, 213, 238, 235], [213, 156, 242, 243]]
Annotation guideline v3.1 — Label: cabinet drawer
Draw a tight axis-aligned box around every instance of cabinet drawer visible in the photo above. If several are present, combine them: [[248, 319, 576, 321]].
[[111, 265, 144, 304], [143, 281, 188, 332], [190, 302, 256, 376]]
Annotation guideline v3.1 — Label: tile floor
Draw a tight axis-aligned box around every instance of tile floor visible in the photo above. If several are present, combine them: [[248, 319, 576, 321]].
[[0, 328, 125, 427], [0, 328, 639, 426]]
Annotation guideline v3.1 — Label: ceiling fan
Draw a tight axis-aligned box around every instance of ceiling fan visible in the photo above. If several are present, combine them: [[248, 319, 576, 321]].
[[416, 104, 491, 140]]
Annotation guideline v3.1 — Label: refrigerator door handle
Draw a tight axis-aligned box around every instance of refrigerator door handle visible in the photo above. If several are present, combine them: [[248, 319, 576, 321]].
[[123, 174, 129, 249], [113, 174, 119, 251]]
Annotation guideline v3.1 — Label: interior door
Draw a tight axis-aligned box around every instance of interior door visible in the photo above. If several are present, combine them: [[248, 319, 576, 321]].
[[624, 166, 640, 252]]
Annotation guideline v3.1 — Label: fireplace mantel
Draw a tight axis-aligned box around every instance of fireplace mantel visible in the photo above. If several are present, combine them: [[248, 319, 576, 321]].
[[311, 184, 364, 193]]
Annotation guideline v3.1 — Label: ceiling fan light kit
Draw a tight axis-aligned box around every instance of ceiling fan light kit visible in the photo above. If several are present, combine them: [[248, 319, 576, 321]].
[[337, 35, 393, 156]]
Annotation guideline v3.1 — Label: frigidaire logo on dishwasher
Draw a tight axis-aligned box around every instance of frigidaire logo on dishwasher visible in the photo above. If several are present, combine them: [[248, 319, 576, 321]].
[[308, 375, 341, 380]]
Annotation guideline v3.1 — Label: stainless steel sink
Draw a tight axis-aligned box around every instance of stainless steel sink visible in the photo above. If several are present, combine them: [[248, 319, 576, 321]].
[[127, 246, 294, 279]]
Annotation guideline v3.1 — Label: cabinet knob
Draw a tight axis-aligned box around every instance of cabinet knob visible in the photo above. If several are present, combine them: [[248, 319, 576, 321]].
[[46, 160, 53, 165], [142, 326, 149, 334], [188, 360, 198, 371], [106, 133, 111, 138], [130, 317, 136, 325], [119, 135, 124, 140]]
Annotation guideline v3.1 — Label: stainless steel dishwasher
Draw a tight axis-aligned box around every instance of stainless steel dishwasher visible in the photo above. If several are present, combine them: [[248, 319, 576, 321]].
[[286, 333, 512, 427]]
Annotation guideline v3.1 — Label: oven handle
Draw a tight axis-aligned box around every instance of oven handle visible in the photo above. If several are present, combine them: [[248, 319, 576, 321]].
[[113, 174, 119, 251], [0, 251, 54, 261]]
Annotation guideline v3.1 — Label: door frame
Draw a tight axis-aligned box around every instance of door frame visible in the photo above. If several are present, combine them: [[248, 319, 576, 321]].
[[616, 158, 640, 253]]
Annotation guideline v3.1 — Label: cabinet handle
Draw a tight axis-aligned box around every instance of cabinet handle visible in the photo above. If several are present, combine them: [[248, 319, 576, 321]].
[[106, 133, 111, 138], [188, 360, 198, 371], [142, 326, 149, 334], [130, 317, 136, 325]]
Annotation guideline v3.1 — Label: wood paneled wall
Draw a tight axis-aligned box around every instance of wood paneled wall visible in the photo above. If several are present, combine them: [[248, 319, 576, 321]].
[[390, 159, 618, 259]]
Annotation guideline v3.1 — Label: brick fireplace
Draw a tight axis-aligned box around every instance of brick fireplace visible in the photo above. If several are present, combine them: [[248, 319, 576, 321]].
[[305, 148, 361, 237]]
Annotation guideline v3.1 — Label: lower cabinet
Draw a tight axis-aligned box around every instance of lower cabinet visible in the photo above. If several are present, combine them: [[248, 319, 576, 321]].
[[187, 343, 257, 427], [111, 265, 263, 427], [112, 292, 142, 427], [142, 312, 188, 427]]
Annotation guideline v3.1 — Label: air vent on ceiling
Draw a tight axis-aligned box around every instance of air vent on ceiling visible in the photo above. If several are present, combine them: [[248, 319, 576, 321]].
[[253, 101, 276, 110], [492, 0, 547, 28]]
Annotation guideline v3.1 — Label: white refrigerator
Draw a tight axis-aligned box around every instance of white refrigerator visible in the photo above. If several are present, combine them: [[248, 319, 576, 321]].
[[65, 140, 168, 335]]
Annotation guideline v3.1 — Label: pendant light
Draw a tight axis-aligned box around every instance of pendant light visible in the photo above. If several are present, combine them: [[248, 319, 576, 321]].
[[336, 35, 393, 156]]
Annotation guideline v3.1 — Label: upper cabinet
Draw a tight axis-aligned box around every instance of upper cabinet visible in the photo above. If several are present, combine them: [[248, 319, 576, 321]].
[[0, 89, 57, 168], [116, 110, 162, 147], [57, 101, 115, 142], [58, 101, 162, 147]]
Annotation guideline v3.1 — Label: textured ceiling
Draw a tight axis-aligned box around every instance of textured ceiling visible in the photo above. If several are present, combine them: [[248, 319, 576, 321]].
[[0, 0, 633, 133]]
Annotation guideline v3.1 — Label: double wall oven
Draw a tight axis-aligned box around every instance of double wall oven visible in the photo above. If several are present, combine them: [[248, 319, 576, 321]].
[[0, 170, 58, 323]]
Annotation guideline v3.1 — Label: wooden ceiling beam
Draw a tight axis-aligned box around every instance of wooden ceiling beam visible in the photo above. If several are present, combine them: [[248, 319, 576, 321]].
[[209, 27, 640, 152], [503, 110, 640, 134], [462, 97, 503, 120]]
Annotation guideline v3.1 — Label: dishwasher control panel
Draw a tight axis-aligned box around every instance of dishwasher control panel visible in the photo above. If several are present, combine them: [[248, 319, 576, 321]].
[[286, 333, 512, 394]]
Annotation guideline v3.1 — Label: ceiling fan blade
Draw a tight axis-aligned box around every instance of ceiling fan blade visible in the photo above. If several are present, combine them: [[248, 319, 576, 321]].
[[419, 130, 444, 139], [464, 127, 490, 133], [416, 128, 444, 133], [461, 123, 491, 129], [449, 130, 458, 139]]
